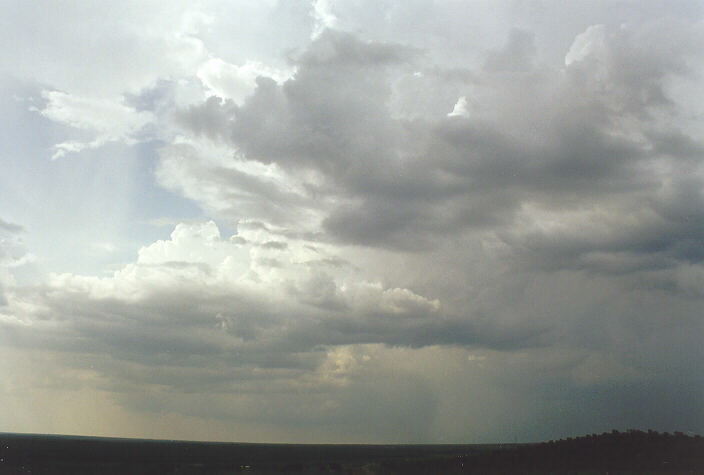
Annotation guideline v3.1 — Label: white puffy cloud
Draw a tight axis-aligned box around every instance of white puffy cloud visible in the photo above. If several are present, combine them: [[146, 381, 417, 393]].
[[46, 220, 442, 321], [311, 0, 339, 40], [197, 58, 292, 104], [565, 24, 608, 67], [39, 91, 155, 158], [447, 96, 470, 118]]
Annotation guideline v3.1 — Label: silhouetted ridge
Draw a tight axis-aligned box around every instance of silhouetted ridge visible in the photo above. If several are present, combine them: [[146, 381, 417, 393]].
[[445, 429, 704, 473]]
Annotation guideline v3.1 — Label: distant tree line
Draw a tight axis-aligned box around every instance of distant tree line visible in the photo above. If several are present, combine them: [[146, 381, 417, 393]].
[[387, 429, 704, 473]]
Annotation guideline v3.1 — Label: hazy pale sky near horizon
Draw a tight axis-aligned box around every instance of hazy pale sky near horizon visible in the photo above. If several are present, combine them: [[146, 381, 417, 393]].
[[1, 0, 703, 443]]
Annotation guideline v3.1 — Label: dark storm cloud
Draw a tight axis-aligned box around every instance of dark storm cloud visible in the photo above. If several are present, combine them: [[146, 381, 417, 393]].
[[138, 21, 704, 441], [483, 29, 537, 72], [0, 267, 545, 380], [176, 95, 237, 142], [113, 26, 704, 423], [500, 174, 704, 277], [228, 33, 415, 174], [648, 130, 704, 160], [290, 311, 551, 351], [175, 23, 703, 277]]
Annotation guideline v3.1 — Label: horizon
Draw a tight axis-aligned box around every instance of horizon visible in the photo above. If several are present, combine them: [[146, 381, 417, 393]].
[[3, 427, 698, 446], [1, 0, 703, 444], [0, 430, 508, 445]]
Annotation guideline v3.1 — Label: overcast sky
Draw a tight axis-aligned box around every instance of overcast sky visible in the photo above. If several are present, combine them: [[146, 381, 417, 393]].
[[1, 0, 703, 443]]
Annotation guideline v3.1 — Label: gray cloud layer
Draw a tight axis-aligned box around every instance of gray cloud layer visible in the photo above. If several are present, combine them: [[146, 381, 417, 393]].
[[175, 25, 704, 273]]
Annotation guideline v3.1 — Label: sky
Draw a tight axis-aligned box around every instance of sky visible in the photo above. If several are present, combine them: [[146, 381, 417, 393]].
[[0, 0, 703, 444]]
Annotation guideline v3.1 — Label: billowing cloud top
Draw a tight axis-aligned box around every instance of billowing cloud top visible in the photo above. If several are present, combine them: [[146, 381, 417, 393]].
[[0, 1, 703, 443]]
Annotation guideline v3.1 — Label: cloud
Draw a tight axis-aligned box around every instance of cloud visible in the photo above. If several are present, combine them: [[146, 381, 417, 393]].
[[0, 218, 23, 234], [3, 2, 704, 442], [5, 220, 539, 358], [447, 96, 469, 118], [0, 219, 548, 440], [169, 23, 703, 272], [0, 225, 35, 309], [311, 0, 339, 40], [197, 58, 292, 105], [38, 91, 154, 159], [565, 24, 608, 67], [115, 21, 703, 438], [483, 28, 537, 72]]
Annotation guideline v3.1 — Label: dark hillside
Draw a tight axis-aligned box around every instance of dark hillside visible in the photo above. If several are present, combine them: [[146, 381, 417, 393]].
[[403, 429, 704, 474], [0, 429, 702, 473]]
